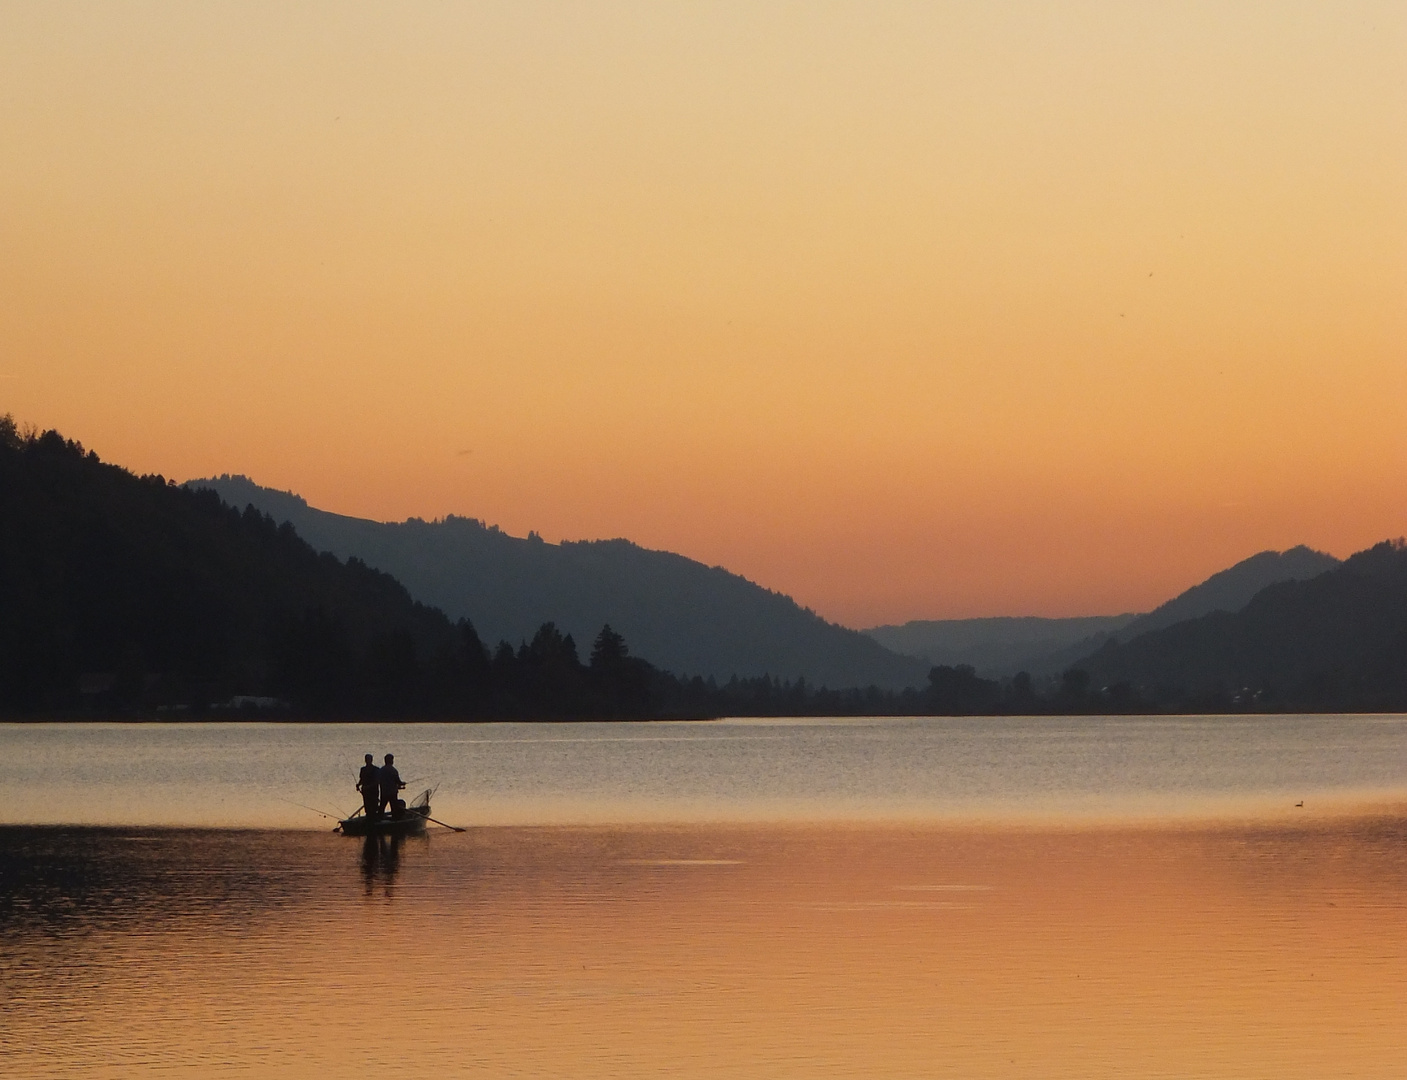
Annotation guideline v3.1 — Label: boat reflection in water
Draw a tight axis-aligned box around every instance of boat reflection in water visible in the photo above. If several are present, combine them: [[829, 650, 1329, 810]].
[[360, 832, 403, 895]]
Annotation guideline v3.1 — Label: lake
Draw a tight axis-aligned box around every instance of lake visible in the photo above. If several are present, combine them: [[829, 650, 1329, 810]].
[[3, 715, 1406, 1077]]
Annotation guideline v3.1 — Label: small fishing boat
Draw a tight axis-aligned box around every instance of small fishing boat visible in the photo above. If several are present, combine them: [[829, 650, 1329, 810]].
[[336, 788, 434, 837]]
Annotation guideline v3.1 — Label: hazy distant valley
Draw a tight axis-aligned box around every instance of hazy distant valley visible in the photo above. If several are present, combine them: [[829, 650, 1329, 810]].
[[865, 546, 1340, 677]]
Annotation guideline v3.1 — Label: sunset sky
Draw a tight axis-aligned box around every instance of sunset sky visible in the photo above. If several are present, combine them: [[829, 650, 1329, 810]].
[[2, 2, 1403, 627]]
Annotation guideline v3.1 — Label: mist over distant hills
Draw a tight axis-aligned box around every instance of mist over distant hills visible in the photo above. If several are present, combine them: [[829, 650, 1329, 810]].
[[189, 475, 930, 690], [863, 614, 1137, 678], [865, 546, 1341, 677]]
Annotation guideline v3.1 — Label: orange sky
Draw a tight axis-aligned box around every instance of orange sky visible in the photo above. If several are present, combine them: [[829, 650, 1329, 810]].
[[2, 2, 1404, 627]]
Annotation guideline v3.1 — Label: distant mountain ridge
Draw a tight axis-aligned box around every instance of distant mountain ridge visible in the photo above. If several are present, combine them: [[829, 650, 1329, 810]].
[[1120, 545, 1340, 638], [8, 420, 931, 719], [865, 546, 1340, 677], [1078, 540, 1407, 708], [863, 614, 1137, 678], [17, 417, 1392, 716], [188, 475, 931, 690]]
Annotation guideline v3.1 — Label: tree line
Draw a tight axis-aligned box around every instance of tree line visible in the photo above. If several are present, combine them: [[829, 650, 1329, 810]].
[[0, 414, 1148, 718], [5, 415, 1401, 718]]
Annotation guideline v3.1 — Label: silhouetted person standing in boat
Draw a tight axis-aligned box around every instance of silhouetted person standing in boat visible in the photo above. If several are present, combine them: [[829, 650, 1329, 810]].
[[378, 753, 405, 818], [356, 754, 381, 819]]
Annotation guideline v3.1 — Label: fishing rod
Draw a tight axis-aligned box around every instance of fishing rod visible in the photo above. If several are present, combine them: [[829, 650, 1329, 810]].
[[277, 797, 349, 822]]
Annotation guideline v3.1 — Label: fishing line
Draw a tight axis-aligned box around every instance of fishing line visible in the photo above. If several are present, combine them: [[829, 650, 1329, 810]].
[[277, 797, 348, 821]]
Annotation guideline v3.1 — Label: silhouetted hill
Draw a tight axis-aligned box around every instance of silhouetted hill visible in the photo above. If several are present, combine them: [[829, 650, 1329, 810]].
[[0, 422, 457, 714], [6, 418, 851, 719], [863, 615, 1136, 677], [864, 546, 1340, 677], [1078, 540, 1407, 709], [188, 475, 930, 689], [14, 419, 1395, 716], [1120, 545, 1339, 637]]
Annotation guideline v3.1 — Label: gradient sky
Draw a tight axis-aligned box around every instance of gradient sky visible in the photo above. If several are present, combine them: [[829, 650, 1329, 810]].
[[2, 2, 1404, 627]]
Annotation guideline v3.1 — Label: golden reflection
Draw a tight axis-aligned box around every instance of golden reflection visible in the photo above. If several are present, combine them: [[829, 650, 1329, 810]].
[[359, 832, 402, 898], [3, 820, 1405, 1078]]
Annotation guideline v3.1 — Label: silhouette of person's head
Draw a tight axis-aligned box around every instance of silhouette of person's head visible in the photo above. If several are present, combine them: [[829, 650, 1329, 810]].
[[364, 753, 374, 764], [384, 753, 394, 765]]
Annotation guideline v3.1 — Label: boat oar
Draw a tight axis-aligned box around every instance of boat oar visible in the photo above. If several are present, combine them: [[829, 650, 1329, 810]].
[[424, 815, 467, 833]]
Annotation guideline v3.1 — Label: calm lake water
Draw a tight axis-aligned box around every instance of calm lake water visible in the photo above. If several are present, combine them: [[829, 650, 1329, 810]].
[[3, 715, 1406, 1078]]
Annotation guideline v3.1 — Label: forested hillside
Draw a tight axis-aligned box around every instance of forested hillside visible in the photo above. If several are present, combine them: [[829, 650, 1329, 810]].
[[9, 418, 1399, 718], [1078, 540, 1407, 710], [0, 420, 673, 717], [1119, 545, 1339, 637], [190, 474, 930, 690], [865, 546, 1338, 676]]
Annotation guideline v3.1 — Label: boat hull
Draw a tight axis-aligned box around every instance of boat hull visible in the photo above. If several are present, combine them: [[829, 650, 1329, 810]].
[[336, 808, 429, 837]]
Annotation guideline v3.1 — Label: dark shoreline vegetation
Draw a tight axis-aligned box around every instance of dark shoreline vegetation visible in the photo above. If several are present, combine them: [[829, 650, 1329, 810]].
[[191, 473, 930, 692], [4, 415, 1407, 719]]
